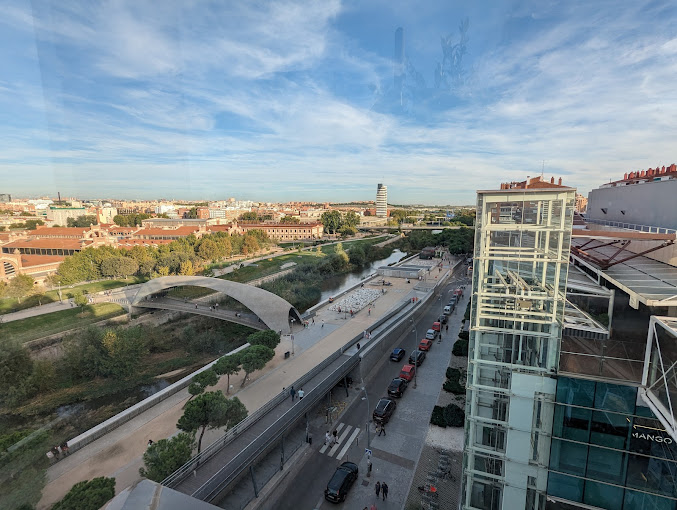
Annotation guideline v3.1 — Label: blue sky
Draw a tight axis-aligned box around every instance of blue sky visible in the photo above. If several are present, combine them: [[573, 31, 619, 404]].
[[1, 0, 676, 204]]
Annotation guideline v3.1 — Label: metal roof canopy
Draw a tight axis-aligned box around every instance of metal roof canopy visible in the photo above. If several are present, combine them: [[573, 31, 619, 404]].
[[566, 264, 612, 297], [571, 231, 675, 270], [571, 239, 677, 307]]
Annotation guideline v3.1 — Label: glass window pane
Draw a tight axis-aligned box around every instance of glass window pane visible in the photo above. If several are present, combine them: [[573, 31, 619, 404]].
[[586, 446, 626, 484], [549, 438, 587, 476], [557, 376, 595, 406], [590, 410, 630, 449], [594, 382, 636, 414], [583, 479, 624, 509], [624, 488, 677, 510], [553, 404, 591, 442], [629, 417, 677, 461], [547, 472, 583, 502], [626, 453, 677, 498]]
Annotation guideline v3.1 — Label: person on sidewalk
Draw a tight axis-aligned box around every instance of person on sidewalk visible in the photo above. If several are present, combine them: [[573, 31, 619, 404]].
[[298, 388, 305, 400], [290, 386, 296, 402], [325, 431, 332, 446], [370, 505, 377, 510], [382, 482, 389, 500], [332, 429, 338, 445], [375, 481, 381, 498], [378, 424, 386, 436]]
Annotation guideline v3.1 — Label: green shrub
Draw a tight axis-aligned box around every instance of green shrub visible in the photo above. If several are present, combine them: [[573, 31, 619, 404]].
[[452, 339, 468, 357], [52, 477, 115, 510], [445, 367, 461, 380], [430, 406, 447, 428], [458, 330, 469, 340], [443, 378, 465, 395], [443, 404, 465, 427]]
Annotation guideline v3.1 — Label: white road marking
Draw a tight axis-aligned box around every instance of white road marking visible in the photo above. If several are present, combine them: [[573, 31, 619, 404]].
[[336, 427, 360, 460]]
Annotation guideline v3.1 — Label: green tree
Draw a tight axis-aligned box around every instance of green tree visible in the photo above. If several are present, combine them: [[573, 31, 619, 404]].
[[348, 244, 366, 266], [67, 215, 98, 227], [280, 216, 300, 224], [197, 238, 220, 261], [0, 341, 33, 404], [188, 369, 219, 399], [239, 345, 275, 387], [343, 211, 360, 228], [339, 225, 357, 237], [6, 274, 35, 303], [51, 477, 115, 510], [238, 212, 259, 222], [101, 329, 147, 379], [320, 210, 342, 234], [241, 235, 260, 255], [100, 257, 139, 278], [213, 355, 240, 394], [177, 391, 248, 453], [73, 291, 88, 307], [139, 433, 195, 482], [247, 330, 281, 350], [179, 260, 195, 276]]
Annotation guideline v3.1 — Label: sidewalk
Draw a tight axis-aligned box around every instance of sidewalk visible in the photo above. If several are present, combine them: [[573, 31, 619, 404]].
[[37, 274, 418, 509]]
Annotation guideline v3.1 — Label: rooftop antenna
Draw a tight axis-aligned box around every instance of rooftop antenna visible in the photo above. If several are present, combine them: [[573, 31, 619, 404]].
[[58, 192, 61, 206], [541, 160, 545, 179]]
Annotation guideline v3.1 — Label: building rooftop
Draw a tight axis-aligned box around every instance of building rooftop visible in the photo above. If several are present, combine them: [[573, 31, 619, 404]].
[[3, 238, 84, 250]]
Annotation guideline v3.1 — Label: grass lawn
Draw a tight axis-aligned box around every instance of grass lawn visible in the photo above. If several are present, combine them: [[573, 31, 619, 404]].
[[0, 303, 126, 345], [222, 252, 321, 283]]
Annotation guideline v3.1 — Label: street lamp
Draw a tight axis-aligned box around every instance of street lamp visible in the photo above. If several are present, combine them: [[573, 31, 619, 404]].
[[289, 318, 296, 354], [410, 319, 418, 389], [57, 280, 62, 303], [361, 381, 371, 448]]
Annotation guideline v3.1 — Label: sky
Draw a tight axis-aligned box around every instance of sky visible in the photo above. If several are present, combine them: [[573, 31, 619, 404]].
[[1, 0, 676, 205]]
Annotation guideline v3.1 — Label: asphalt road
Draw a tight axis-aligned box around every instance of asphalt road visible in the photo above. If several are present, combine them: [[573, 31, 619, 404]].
[[264, 271, 471, 510]]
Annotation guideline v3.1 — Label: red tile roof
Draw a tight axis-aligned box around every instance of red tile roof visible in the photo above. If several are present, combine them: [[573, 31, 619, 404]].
[[20, 254, 65, 267], [3, 238, 84, 250]]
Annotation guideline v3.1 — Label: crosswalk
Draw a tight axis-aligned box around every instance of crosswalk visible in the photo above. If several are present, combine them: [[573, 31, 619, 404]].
[[318, 422, 361, 459]]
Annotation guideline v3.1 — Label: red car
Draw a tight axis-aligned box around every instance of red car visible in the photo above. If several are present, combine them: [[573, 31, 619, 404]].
[[419, 339, 433, 351], [432, 321, 441, 332], [399, 364, 416, 382]]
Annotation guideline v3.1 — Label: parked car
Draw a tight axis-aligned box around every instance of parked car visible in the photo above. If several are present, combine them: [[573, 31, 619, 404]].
[[373, 397, 397, 424], [425, 329, 438, 340], [443, 305, 452, 315], [448, 296, 457, 306], [409, 349, 427, 366], [399, 364, 416, 382], [418, 339, 433, 352], [438, 315, 448, 324], [390, 348, 406, 362], [387, 377, 408, 397], [432, 321, 441, 332], [324, 461, 359, 503]]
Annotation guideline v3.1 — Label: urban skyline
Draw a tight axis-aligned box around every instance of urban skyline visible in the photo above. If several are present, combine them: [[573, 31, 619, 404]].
[[2, 1, 677, 203]]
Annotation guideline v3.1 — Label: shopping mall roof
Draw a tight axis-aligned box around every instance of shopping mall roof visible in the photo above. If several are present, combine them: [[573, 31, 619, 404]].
[[571, 238, 677, 307]]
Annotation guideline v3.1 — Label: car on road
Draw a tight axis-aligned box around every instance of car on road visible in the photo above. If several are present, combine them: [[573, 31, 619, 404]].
[[438, 315, 448, 324], [409, 349, 427, 366], [390, 348, 406, 362], [387, 377, 408, 397], [418, 339, 433, 352], [373, 397, 397, 424], [399, 364, 416, 382], [324, 461, 359, 503], [425, 329, 438, 340], [432, 321, 441, 332]]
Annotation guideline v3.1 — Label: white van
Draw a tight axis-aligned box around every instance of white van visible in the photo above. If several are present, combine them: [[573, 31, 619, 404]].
[[426, 329, 437, 340], [443, 305, 451, 315]]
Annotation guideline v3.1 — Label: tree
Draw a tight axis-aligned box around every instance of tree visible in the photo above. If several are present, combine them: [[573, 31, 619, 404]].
[[239, 345, 275, 387], [0, 341, 33, 399], [179, 260, 195, 276], [6, 274, 35, 303], [73, 291, 88, 307], [197, 238, 220, 261], [238, 212, 259, 222], [51, 477, 115, 510], [101, 329, 147, 379], [241, 235, 260, 255], [348, 244, 366, 266], [280, 216, 300, 224], [67, 215, 97, 227], [188, 369, 219, 399], [177, 391, 248, 453], [339, 225, 357, 237], [139, 433, 195, 482], [343, 211, 360, 228], [213, 355, 240, 394], [247, 330, 281, 350], [320, 210, 342, 234], [100, 257, 139, 279]]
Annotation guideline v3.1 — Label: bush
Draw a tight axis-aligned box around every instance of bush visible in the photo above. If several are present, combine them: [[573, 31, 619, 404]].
[[446, 367, 461, 380], [443, 379, 465, 395], [52, 477, 115, 510], [452, 339, 468, 357], [443, 404, 465, 427], [430, 406, 447, 428], [458, 330, 469, 340]]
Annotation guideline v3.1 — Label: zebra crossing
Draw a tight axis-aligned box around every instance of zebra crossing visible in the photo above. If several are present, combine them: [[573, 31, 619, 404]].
[[318, 422, 361, 460]]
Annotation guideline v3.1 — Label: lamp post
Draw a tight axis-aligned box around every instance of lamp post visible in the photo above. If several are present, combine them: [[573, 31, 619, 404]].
[[410, 319, 418, 389], [361, 381, 371, 448], [289, 318, 296, 355], [57, 280, 62, 303]]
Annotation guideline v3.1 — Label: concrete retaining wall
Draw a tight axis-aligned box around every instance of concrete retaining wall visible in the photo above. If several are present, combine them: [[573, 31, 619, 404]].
[[65, 343, 251, 454]]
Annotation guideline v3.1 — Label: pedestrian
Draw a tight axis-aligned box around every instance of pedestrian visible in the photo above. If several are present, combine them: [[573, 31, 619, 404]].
[[367, 457, 372, 476], [332, 429, 338, 445], [446, 324, 449, 332], [370, 505, 377, 510], [368, 308, 371, 316], [147, 439, 154, 448], [298, 388, 304, 400], [195, 303, 198, 309], [356, 343, 361, 350], [382, 482, 388, 500], [375, 481, 381, 498], [312, 317, 315, 324], [321, 320, 325, 328], [379, 424, 386, 436], [325, 431, 332, 446], [290, 386, 296, 402]]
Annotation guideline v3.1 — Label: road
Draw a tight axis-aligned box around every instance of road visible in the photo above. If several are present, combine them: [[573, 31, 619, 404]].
[[262, 272, 470, 510]]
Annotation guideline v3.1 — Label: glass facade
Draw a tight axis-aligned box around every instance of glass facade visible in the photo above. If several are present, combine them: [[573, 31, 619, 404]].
[[548, 376, 677, 510], [463, 188, 576, 510]]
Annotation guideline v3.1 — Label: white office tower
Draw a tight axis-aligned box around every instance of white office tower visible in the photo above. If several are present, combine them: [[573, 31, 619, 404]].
[[376, 184, 388, 218], [462, 186, 575, 509]]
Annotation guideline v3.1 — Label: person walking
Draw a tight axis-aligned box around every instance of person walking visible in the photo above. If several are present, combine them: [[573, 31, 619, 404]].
[[332, 429, 338, 445], [378, 424, 386, 436], [298, 388, 305, 400], [446, 324, 449, 332], [325, 431, 332, 446], [382, 482, 389, 500], [375, 481, 381, 499], [290, 386, 296, 402]]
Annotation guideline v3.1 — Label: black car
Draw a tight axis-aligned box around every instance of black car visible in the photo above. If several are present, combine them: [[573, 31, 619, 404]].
[[390, 348, 406, 361], [438, 315, 448, 324], [409, 350, 426, 366], [387, 378, 408, 398], [325, 461, 359, 503], [373, 397, 397, 424]]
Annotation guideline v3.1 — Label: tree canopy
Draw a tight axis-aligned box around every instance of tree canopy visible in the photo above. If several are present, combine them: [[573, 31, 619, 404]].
[[139, 433, 195, 482], [213, 355, 241, 394], [188, 369, 219, 398], [52, 477, 115, 510], [67, 215, 98, 227], [247, 330, 281, 350], [239, 345, 275, 387]]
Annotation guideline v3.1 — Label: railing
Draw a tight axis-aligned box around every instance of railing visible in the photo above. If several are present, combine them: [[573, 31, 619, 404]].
[[585, 218, 677, 235]]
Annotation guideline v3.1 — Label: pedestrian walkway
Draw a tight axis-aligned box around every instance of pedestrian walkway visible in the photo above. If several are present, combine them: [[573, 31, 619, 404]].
[[319, 423, 360, 459]]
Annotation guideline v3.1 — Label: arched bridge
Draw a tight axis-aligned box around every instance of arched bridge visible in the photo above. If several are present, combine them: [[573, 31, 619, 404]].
[[130, 276, 303, 333]]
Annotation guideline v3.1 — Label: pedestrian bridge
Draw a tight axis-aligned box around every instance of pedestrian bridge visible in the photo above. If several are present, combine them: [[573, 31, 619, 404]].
[[131, 276, 303, 334]]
